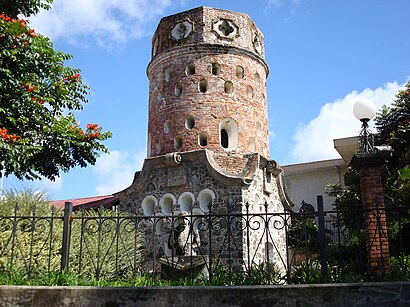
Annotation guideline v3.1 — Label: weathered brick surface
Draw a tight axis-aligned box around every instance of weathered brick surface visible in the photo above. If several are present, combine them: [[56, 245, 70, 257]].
[[147, 7, 270, 163], [354, 156, 390, 274]]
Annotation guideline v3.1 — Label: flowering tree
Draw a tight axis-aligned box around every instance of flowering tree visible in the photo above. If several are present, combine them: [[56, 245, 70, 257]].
[[0, 1, 112, 180]]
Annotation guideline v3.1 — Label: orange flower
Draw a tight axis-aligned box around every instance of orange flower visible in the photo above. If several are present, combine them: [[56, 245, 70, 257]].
[[86, 123, 98, 131], [27, 29, 36, 37]]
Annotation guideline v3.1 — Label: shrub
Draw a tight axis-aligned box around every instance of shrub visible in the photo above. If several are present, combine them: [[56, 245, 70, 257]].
[[0, 189, 143, 280], [0, 188, 63, 275]]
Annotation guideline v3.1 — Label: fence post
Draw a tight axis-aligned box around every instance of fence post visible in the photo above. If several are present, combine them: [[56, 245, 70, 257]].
[[61, 202, 73, 272], [317, 195, 328, 279]]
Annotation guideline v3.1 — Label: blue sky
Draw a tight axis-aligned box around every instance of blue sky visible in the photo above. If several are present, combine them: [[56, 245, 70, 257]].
[[3, 0, 410, 200]]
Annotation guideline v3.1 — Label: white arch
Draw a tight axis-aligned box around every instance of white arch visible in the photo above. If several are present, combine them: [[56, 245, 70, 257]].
[[141, 196, 158, 216], [219, 118, 238, 150], [159, 193, 176, 215], [198, 189, 216, 212], [178, 192, 195, 213]]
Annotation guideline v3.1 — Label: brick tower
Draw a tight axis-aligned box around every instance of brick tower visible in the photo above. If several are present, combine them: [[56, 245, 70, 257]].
[[115, 7, 290, 273], [146, 6, 269, 159]]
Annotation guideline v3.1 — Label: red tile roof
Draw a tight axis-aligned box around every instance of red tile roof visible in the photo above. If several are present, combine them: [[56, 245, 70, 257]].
[[50, 195, 119, 210]]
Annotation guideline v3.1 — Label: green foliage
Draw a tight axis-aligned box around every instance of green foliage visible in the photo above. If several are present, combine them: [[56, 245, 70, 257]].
[[0, 1, 112, 180], [0, 189, 142, 280], [0, 188, 63, 275], [288, 259, 364, 284], [325, 169, 364, 240], [207, 263, 282, 286], [0, 0, 52, 18], [287, 217, 321, 249], [389, 254, 410, 281], [69, 208, 143, 280], [375, 81, 410, 170]]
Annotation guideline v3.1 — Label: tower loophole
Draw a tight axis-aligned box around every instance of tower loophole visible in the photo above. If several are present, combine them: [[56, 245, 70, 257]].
[[199, 79, 208, 93], [221, 129, 228, 148]]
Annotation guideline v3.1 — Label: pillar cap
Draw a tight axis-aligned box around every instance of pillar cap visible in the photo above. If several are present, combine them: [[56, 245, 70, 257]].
[[350, 151, 391, 168]]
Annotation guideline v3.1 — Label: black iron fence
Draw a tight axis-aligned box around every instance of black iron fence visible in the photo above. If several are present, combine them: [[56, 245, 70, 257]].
[[0, 197, 409, 284]]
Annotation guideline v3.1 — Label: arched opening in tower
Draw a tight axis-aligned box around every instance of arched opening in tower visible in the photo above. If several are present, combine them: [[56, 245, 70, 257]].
[[221, 129, 229, 148]]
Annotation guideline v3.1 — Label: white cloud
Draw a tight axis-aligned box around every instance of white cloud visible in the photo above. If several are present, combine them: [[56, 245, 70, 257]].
[[93, 150, 146, 195], [1, 175, 63, 196], [28, 0, 181, 45], [37, 176, 64, 192], [291, 81, 404, 163]]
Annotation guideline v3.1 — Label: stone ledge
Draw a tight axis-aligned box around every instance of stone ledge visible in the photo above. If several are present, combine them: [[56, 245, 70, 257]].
[[1, 282, 410, 307]]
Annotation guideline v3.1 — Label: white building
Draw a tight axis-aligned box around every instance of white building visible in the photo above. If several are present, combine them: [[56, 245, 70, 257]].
[[281, 136, 357, 212]]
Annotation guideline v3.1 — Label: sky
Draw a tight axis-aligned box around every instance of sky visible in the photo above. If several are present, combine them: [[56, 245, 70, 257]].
[[2, 0, 410, 200]]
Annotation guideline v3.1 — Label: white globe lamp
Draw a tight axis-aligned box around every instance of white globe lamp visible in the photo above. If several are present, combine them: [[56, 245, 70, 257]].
[[353, 99, 376, 122], [353, 99, 376, 153]]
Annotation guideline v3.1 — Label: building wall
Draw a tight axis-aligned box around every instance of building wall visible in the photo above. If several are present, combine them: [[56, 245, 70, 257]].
[[282, 159, 348, 212]]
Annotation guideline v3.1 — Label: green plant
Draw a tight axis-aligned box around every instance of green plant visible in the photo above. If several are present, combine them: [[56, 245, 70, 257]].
[[0, 189, 143, 281], [206, 263, 282, 286], [0, 188, 63, 275], [375, 81, 410, 170], [287, 217, 321, 249], [69, 208, 144, 280], [387, 254, 410, 281], [288, 260, 323, 284]]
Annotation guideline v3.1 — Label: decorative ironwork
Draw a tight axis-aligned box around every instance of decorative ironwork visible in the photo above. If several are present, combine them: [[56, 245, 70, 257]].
[[357, 119, 374, 153], [0, 199, 408, 283]]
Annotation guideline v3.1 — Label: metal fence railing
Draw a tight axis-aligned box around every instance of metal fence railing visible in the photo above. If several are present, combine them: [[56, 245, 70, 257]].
[[0, 197, 409, 284]]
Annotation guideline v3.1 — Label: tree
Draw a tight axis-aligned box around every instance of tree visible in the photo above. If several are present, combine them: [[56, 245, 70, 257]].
[[0, 0, 52, 19], [0, 1, 112, 181], [375, 81, 410, 170]]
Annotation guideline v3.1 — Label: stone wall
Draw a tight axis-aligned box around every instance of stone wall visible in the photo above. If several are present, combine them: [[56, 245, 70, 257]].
[[242, 166, 288, 273], [115, 150, 288, 271], [2, 282, 409, 307]]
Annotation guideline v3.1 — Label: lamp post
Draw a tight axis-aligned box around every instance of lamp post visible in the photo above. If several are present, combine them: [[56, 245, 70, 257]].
[[351, 98, 391, 275], [353, 99, 376, 153]]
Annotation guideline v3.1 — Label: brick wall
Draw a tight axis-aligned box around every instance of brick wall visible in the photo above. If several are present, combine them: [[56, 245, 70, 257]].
[[146, 7, 270, 160], [352, 153, 391, 274], [358, 164, 390, 273]]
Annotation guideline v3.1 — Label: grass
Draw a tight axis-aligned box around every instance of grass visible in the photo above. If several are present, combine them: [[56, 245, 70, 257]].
[[0, 263, 283, 287]]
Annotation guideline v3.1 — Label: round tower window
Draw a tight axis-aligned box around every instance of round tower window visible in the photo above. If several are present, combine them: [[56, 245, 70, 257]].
[[165, 68, 172, 82], [175, 83, 182, 96], [248, 137, 256, 152], [224, 81, 233, 94], [212, 63, 221, 75], [247, 85, 254, 98], [199, 132, 208, 146], [236, 66, 244, 79], [254, 72, 260, 85], [219, 118, 238, 150], [186, 63, 195, 76], [185, 115, 195, 129], [164, 120, 171, 134], [174, 136, 182, 150], [256, 122, 262, 137], [199, 79, 208, 93]]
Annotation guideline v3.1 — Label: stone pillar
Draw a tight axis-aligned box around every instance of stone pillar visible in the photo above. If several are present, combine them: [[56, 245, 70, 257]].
[[351, 152, 391, 275]]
